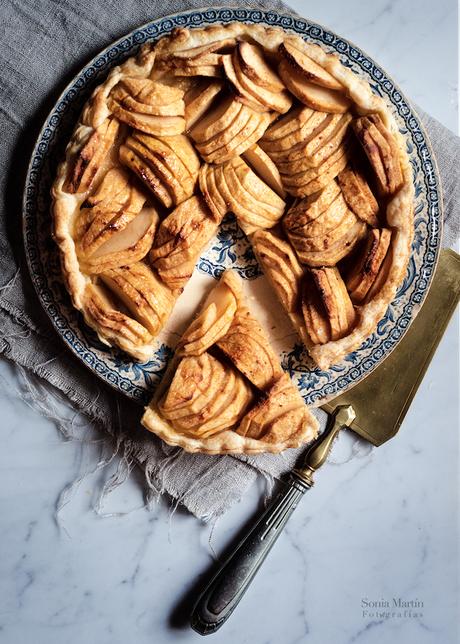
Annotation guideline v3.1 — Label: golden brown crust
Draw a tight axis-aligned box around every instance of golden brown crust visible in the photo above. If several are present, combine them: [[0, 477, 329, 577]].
[[52, 20, 414, 380]]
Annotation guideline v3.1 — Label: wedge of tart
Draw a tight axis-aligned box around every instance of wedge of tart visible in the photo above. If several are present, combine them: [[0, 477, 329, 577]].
[[142, 270, 319, 454]]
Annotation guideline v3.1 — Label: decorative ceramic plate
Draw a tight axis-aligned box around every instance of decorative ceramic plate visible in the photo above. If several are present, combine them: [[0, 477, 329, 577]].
[[23, 8, 442, 407]]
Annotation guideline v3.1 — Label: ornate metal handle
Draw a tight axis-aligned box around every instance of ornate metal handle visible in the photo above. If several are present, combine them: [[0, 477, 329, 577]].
[[190, 405, 355, 636]]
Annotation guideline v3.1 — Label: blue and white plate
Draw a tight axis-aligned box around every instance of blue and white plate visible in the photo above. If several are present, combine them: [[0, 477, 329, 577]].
[[23, 8, 442, 407]]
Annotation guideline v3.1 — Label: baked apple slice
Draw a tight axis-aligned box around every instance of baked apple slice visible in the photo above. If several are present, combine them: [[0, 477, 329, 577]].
[[158, 353, 253, 438], [231, 157, 285, 216], [302, 267, 355, 343], [345, 228, 392, 303], [260, 105, 316, 143], [156, 37, 236, 61], [259, 110, 328, 156], [285, 192, 355, 253], [220, 54, 270, 113], [217, 304, 284, 390], [237, 374, 311, 444], [260, 112, 330, 158], [218, 157, 285, 233], [83, 282, 153, 360], [184, 79, 224, 129], [149, 195, 219, 290], [198, 163, 228, 220], [108, 78, 185, 136], [237, 42, 286, 92], [178, 270, 241, 356], [352, 114, 403, 196], [120, 132, 199, 207], [195, 106, 253, 157], [202, 111, 272, 164], [109, 77, 184, 116], [190, 93, 243, 142], [75, 168, 145, 253], [79, 209, 158, 274], [279, 60, 352, 113], [337, 165, 379, 227], [65, 117, 119, 194], [251, 229, 304, 315], [298, 219, 367, 266], [214, 163, 276, 233], [280, 144, 350, 196], [119, 142, 173, 208], [232, 46, 292, 114], [301, 279, 330, 345], [242, 145, 285, 198], [99, 261, 176, 336], [279, 41, 343, 90], [283, 180, 341, 232]]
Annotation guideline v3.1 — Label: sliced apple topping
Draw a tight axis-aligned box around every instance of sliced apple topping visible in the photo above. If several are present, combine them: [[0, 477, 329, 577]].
[[237, 374, 312, 444], [345, 228, 392, 303], [161, 50, 223, 78], [178, 270, 241, 356], [299, 219, 367, 267], [280, 143, 351, 197], [217, 305, 283, 391], [284, 185, 367, 266], [220, 54, 270, 113], [157, 37, 237, 61], [242, 145, 285, 198], [190, 93, 271, 163], [99, 261, 176, 337], [184, 79, 224, 129], [65, 118, 119, 194], [108, 77, 185, 136], [83, 282, 153, 358], [198, 163, 228, 220], [119, 131, 199, 207], [278, 41, 343, 90], [155, 40, 236, 80], [158, 353, 253, 438], [82, 209, 158, 274], [218, 157, 286, 235], [75, 168, 159, 273], [284, 187, 360, 258], [302, 267, 356, 344], [229, 43, 292, 114], [251, 229, 304, 314], [149, 195, 218, 290], [237, 42, 286, 92], [337, 165, 379, 226], [352, 114, 403, 196], [279, 60, 352, 113], [260, 105, 317, 143]]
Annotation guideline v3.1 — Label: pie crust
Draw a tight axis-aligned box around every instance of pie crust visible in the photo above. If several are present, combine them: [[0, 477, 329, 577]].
[[51, 21, 414, 452]]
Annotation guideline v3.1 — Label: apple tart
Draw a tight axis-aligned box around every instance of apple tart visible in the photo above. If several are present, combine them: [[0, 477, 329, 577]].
[[52, 21, 414, 382], [142, 270, 319, 454]]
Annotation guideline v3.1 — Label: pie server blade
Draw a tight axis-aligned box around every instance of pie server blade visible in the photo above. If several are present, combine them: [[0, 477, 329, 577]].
[[321, 248, 460, 445], [190, 249, 460, 635]]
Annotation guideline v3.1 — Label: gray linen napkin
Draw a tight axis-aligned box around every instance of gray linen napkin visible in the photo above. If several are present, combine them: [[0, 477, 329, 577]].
[[1, 0, 458, 519]]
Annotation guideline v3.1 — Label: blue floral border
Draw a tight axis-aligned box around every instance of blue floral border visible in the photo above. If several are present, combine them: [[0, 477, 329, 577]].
[[22, 8, 442, 407]]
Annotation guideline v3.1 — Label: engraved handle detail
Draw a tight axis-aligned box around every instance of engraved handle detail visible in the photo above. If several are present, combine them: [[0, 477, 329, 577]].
[[190, 405, 356, 636]]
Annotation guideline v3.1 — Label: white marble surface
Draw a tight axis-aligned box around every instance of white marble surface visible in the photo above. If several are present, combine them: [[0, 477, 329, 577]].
[[0, 1, 458, 643]]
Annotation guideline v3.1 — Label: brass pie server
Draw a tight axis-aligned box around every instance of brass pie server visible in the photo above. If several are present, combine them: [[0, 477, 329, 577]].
[[191, 249, 460, 635]]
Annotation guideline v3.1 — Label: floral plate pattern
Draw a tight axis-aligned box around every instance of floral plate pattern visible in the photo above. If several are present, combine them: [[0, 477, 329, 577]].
[[23, 8, 442, 407]]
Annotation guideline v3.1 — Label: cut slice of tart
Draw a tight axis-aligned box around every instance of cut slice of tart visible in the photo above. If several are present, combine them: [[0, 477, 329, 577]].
[[142, 270, 319, 454]]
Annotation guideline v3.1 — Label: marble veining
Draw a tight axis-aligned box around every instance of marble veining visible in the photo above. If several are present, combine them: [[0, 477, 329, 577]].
[[0, 1, 458, 643]]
